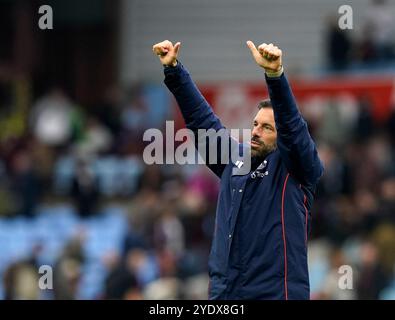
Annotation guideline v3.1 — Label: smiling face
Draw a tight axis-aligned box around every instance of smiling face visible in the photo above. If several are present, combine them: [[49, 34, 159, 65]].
[[250, 104, 277, 158]]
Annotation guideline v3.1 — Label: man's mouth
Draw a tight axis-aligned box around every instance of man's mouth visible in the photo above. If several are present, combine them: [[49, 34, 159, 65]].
[[250, 140, 261, 147]]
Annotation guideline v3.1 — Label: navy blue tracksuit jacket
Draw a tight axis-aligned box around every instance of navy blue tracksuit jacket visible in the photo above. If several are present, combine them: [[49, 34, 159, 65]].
[[164, 62, 324, 300]]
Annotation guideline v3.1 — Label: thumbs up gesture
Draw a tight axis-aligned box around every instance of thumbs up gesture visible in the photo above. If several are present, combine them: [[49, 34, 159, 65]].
[[246, 41, 282, 73], [152, 40, 181, 67]]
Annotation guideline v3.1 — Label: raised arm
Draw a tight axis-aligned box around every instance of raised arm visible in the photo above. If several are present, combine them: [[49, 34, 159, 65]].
[[153, 40, 230, 177], [247, 41, 324, 187]]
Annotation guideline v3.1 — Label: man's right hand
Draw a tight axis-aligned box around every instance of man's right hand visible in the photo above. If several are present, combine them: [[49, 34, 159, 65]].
[[152, 40, 181, 67], [246, 41, 283, 73]]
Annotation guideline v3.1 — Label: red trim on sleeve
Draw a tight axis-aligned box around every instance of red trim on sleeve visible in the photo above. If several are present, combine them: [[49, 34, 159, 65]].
[[303, 194, 308, 245], [281, 173, 290, 300]]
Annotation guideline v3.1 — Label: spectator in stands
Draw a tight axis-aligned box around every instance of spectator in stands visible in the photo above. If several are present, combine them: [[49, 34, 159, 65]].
[[11, 150, 41, 217], [318, 246, 356, 300], [74, 115, 113, 158], [122, 220, 147, 256], [105, 247, 157, 299], [30, 87, 80, 147], [317, 144, 352, 199], [3, 260, 40, 300], [356, 241, 389, 299], [364, 0, 395, 62], [354, 96, 375, 141], [152, 202, 185, 258], [94, 85, 123, 138], [326, 15, 352, 71], [70, 157, 99, 217], [104, 255, 143, 300], [0, 160, 17, 216], [119, 84, 151, 154], [387, 103, 395, 147], [53, 235, 85, 300], [378, 178, 395, 224]]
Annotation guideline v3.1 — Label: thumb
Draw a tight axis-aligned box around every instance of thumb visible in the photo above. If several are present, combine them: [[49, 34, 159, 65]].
[[174, 42, 181, 55], [246, 40, 260, 60]]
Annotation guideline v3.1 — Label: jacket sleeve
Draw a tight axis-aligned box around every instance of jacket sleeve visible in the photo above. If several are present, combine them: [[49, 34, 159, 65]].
[[164, 62, 231, 177], [265, 73, 324, 187]]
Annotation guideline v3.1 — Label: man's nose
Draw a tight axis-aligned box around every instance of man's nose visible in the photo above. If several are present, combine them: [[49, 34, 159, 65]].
[[251, 126, 260, 138]]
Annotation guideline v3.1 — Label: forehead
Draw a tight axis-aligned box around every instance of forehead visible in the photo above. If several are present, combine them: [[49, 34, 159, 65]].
[[254, 108, 275, 124]]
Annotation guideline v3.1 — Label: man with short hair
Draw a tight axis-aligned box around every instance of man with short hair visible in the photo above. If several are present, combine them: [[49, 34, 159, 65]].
[[153, 40, 324, 300]]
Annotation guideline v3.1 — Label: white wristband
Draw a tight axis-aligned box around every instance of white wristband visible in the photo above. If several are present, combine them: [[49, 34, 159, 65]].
[[265, 65, 284, 78]]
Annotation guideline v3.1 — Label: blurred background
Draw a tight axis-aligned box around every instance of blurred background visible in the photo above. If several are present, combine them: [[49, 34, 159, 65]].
[[0, 0, 394, 300]]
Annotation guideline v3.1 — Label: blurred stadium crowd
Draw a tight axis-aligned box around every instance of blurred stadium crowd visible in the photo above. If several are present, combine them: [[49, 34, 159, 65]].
[[0, 79, 217, 299], [326, 0, 395, 71], [0, 0, 394, 300]]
